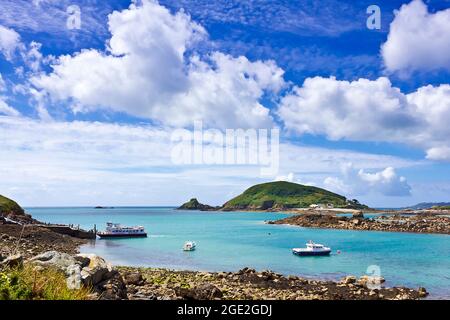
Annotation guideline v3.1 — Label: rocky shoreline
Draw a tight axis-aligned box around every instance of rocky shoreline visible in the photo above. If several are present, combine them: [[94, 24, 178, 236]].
[[0, 220, 429, 300], [0, 209, 432, 300], [269, 211, 450, 235], [119, 267, 427, 300]]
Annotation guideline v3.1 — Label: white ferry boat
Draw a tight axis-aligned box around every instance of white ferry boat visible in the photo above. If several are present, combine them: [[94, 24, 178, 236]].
[[97, 222, 147, 238], [183, 241, 196, 251], [292, 241, 331, 256]]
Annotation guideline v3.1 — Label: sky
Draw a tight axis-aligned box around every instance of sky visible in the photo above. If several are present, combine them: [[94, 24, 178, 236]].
[[0, 0, 450, 207]]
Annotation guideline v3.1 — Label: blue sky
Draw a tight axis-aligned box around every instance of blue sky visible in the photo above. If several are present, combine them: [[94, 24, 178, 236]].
[[0, 0, 450, 207]]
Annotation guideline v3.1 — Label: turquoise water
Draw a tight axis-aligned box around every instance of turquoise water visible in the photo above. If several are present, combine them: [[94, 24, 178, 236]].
[[27, 207, 450, 298]]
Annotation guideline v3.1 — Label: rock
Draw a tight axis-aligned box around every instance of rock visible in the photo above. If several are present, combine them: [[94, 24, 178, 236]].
[[418, 287, 428, 298], [174, 283, 223, 300], [96, 273, 128, 300], [66, 264, 83, 289], [123, 272, 145, 286], [74, 255, 91, 268], [358, 275, 385, 289], [78, 254, 116, 286], [352, 211, 365, 219], [0, 254, 23, 269], [30, 251, 77, 271], [341, 275, 357, 284]]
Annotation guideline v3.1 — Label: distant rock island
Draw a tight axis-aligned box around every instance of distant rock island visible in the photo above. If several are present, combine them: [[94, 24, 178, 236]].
[[178, 198, 218, 211], [178, 181, 369, 211]]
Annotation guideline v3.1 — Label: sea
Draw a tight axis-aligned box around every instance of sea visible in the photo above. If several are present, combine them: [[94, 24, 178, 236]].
[[26, 207, 450, 299]]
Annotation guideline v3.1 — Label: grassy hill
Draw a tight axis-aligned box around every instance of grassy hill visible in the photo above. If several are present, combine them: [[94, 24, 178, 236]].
[[222, 181, 363, 210], [0, 195, 25, 216]]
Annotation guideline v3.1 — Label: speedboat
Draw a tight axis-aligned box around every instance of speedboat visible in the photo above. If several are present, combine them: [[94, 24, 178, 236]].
[[97, 222, 147, 238], [183, 241, 196, 251], [292, 240, 331, 256]]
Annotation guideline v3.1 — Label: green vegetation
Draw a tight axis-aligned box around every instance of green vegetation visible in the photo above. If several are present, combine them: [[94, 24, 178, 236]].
[[0, 264, 90, 300], [222, 181, 365, 210], [0, 195, 24, 215], [178, 198, 216, 211]]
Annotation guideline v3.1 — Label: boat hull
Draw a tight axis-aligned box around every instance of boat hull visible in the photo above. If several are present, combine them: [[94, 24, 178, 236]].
[[97, 233, 147, 239], [292, 250, 331, 256]]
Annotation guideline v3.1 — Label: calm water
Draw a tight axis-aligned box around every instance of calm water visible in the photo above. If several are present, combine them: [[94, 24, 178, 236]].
[[27, 207, 450, 298]]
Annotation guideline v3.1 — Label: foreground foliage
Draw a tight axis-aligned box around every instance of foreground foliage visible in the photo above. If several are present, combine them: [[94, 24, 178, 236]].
[[0, 264, 90, 300]]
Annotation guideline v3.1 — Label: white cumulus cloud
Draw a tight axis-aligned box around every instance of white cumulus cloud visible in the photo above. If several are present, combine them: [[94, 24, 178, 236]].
[[31, 0, 284, 129], [324, 163, 411, 197], [381, 0, 450, 74], [278, 76, 450, 161], [0, 24, 23, 60]]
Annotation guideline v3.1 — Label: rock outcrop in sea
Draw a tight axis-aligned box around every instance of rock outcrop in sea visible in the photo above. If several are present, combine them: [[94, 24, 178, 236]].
[[177, 198, 217, 211]]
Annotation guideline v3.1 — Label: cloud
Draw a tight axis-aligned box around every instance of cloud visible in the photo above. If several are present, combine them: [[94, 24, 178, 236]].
[[0, 74, 20, 116], [31, 1, 284, 129], [275, 172, 294, 182], [0, 114, 417, 206], [161, 0, 362, 37], [278, 76, 450, 161], [0, 0, 111, 47], [324, 163, 412, 197], [0, 24, 24, 60], [381, 0, 450, 74]]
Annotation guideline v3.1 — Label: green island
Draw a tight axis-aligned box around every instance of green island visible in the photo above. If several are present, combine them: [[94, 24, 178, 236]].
[[179, 181, 369, 211]]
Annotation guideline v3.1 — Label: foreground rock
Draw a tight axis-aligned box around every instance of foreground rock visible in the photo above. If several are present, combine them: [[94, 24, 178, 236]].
[[118, 267, 426, 300], [269, 213, 450, 235], [28, 251, 127, 300]]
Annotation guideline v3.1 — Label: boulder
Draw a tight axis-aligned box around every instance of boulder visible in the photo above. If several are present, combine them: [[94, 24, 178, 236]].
[[66, 264, 83, 289], [123, 272, 145, 286], [418, 287, 428, 298], [0, 254, 23, 269], [30, 251, 78, 271], [174, 283, 223, 300], [77, 253, 116, 286], [96, 273, 128, 300], [352, 211, 365, 218]]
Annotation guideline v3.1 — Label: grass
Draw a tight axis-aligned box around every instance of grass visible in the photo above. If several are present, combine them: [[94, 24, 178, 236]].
[[0, 264, 91, 300], [0, 194, 24, 215], [223, 181, 352, 209]]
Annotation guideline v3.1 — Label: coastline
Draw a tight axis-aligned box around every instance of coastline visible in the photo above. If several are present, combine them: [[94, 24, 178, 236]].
[[0, 214, 430, 300]]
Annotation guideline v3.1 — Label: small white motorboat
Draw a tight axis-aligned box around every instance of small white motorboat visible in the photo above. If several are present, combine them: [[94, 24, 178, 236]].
[[183, 241, 196, 251], [292, 240, 331, 256]]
